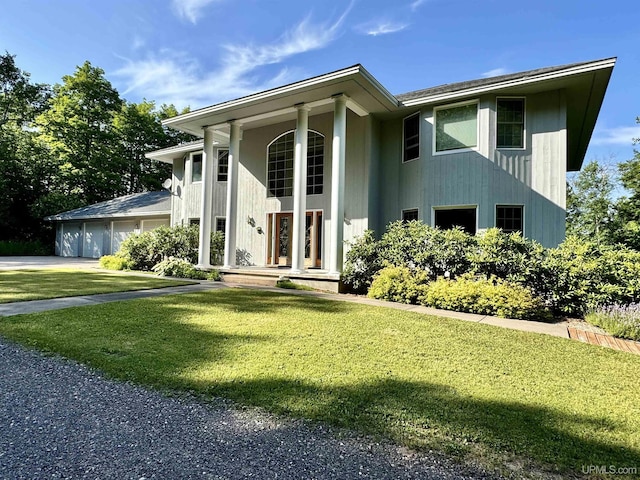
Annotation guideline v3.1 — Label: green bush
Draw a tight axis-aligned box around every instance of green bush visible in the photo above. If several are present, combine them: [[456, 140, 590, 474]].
[[419, 274, 550, 320], [152, 257, 207, 279], [99, 255, 130, 270], [586, 304, 640, 341], [368, 266, 430, 304], [117, 224, 221, 271], [342, 230, 381, 293], [542, 237, 640, 316], [0, 240, 49, 256], [470, 228, 545, 286]]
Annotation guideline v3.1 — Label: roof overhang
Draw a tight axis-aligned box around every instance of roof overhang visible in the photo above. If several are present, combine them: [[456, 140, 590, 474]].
[[146, 141, 205, 164], [45, 211, 171, 222], [399, 58, 616, 171], [162, 65, 399, 137]]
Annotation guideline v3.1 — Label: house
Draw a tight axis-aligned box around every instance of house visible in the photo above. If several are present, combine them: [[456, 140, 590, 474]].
[[45, 191, 171, 258], [144, 57, 614, 289]]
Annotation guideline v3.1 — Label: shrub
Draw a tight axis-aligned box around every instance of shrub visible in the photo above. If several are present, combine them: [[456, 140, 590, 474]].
[[99, 255, 130, 270], [542, 237, 640, 316], [342, 230, 381, 293], [419, 274, 550, 320], [368, 266, 429, 304], [211, 231, 225, 265], [470, 228, 546, 287], [586, 304, 640, 342], [207, 269, 222, 281], [152, 257, 207, 280], [118, 231, 157, 270]]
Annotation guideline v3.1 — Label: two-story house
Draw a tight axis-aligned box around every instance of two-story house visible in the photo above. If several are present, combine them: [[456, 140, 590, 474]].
[[144, 57, 614, 289]]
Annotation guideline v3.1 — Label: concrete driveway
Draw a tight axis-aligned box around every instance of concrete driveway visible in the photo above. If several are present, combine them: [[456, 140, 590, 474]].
[[0, 256, 100, 270]]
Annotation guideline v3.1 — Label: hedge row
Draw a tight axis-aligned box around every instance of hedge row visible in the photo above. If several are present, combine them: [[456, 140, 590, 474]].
[[343, 222, 640, 317]]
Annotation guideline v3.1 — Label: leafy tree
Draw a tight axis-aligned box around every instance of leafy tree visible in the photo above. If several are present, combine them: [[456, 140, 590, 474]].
[[566, 160, 615, 245], [0, 52, 53, 241], [36, 61, 124, 206]]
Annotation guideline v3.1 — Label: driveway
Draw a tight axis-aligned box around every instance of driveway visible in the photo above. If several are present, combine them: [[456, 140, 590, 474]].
[[0, 256, 99, 270]]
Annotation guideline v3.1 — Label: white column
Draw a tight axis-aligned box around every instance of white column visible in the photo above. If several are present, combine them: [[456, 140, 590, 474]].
[[291, 104, 310, 273], [329, 95, 347, 275], [224, 121, 241, 268], [197, 128, 214, 268]]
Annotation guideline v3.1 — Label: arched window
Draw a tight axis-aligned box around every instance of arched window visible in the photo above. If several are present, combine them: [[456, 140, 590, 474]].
[[267, 130, 324, 197]]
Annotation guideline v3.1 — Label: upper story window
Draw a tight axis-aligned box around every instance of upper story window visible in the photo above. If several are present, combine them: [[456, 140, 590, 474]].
[[496, 205, 523, 233], [217, 149, 229, 182], [497, 98, 525, 149], [403, 113, 420, 162], [434, 101, 478, 154], [191, 153, 203, 183], [267, 130, 324, 198]]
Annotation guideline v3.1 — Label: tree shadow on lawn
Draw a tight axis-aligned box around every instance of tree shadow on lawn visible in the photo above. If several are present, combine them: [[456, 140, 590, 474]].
[[200, 377, 639, 477]]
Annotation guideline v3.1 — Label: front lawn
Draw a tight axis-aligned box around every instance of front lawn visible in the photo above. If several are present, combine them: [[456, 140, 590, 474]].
[[0, 269, 194, 303], [0, 289, 638, 478]]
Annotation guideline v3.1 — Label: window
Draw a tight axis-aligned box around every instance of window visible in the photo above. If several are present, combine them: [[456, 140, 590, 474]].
[[434, 101, 478, 153], [403, 113, 420, 162], [215, 217, 226, 234], [402, 209, 419, 222], [189, 218, 200, 226], [496, 205, 523, 233], [217, 149, 229, 182], [191, 153, 203, 183], [497, 98, 524, 148], [267, 131, 324, 197], [434, 207, 477, 235]]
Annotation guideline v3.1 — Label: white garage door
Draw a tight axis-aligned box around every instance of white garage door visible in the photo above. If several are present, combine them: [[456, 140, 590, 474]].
[[83, 222, 104, 258], [61, 223, 81, 257], [142, 218, 169, 233], [111, 220, 137, 254]]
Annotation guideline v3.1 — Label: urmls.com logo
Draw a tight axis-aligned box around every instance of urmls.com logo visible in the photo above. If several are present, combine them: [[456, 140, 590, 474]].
[[581, 465, 638, 475]]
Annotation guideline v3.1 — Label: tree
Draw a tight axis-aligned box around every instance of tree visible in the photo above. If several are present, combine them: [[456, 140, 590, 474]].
[[566, 160, 615, 245], [36, 61, 124, 206], [0, 52, 52, 241], [612, 119, 640, 249]]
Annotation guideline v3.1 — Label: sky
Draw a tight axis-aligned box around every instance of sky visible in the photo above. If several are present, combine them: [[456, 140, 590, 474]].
[[1, 0, 639, 167]]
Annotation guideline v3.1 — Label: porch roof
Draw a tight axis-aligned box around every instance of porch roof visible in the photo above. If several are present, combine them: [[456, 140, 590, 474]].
[[162, 64, 400, 137]]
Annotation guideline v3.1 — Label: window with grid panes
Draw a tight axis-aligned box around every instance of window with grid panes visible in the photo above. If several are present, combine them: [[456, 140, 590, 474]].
[[217, 149, 228, 181], [496, 205, 523, 233], [497, 99, 524, 148], [267, 131, 324, 197], [402, 209, 419, 222]]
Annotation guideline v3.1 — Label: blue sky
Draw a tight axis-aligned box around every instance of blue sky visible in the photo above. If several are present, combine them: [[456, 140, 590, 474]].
[[1, 0, 639, 165]]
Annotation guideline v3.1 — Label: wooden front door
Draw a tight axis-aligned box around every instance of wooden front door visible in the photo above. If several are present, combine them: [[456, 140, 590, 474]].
[[267, 211, 322, 268]]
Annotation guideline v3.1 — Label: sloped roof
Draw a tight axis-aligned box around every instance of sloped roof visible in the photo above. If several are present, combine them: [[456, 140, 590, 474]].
[[45, 191, 171, 221], [396, 59, 601, 102]]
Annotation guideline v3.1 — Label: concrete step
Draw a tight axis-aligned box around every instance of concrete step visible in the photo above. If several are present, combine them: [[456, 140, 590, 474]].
[[220, 273, 279, 287]]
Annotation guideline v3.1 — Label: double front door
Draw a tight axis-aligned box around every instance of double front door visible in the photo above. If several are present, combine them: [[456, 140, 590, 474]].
[[267, 211, 322, 268]]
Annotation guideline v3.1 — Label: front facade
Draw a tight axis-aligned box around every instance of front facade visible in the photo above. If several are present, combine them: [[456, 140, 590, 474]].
[[147, 58, 615, 277]]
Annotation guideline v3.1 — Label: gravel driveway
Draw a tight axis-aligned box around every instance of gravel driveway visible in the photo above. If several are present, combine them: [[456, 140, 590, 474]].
[[0, 339, 498, 479]]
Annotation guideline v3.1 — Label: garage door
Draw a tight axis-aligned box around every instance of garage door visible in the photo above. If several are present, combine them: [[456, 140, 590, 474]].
[[142, 218, 170, 233], [83, 222, 104, 258], [111, 220, 137, 254], [61, 223, 81, 257]]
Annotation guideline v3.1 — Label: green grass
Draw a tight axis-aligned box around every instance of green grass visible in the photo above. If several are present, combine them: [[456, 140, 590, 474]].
[[0, 268, 194, 303], [0, 289, 638, 478]]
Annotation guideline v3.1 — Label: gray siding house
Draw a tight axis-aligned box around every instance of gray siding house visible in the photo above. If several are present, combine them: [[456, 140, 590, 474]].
[[145, 58, 614, 284], [46, 191, 171, 258]]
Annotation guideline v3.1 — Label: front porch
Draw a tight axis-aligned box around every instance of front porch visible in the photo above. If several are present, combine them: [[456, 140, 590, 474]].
[[219, 266, 342, 293]]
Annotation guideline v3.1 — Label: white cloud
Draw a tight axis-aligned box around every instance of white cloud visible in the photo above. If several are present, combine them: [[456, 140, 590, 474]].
[[410, 0, 427, 11], [360, 21, 408, 36], [481, 67, 509, 78], [114, 9, 350, 108], [171, 0, 222, 24], [591, 125, 640, 146], [131, 35, 145, 50]]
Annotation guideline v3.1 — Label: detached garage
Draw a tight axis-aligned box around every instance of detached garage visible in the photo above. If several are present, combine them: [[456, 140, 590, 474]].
[[45, 191, 171, 258]]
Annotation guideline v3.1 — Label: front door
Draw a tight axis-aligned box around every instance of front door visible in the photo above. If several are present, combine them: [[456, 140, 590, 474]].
[[267, 211, 322, 268]]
